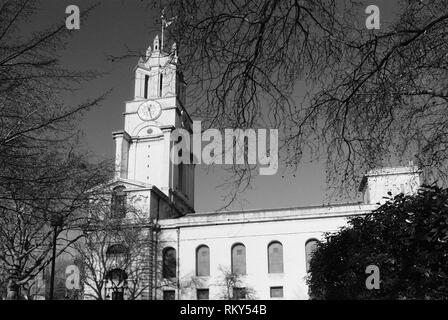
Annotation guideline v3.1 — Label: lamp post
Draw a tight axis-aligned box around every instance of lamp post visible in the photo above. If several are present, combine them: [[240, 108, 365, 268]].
[[49, 213, 63, 300]]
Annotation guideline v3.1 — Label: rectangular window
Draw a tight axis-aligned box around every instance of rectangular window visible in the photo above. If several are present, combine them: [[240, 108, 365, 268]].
[[232, 287, 246, 300], [197, 289, 209, 300], [270, 286, 283, 298], [111, 291, 124, 300], [159, 73, 163, 97], [144, 75, 149, 99], [163, 290, 176, 300]]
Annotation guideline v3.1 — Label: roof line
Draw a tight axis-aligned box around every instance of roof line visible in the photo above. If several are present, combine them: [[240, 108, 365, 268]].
[[186, 201, 368, 217]]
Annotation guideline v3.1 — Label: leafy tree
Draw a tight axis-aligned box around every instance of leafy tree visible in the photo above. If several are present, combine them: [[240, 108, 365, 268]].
[[307, 185, 448, 299]]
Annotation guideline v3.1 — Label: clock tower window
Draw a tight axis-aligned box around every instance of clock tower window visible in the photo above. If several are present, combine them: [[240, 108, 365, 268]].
[[159, 73, 163, 97], [144, 75, 149, 99]]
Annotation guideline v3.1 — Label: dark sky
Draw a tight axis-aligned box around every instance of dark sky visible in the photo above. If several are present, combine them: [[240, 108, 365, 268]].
[[33, 0, 398, 212]]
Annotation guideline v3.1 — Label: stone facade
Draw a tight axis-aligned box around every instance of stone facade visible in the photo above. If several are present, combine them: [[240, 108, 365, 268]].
[[93, 35, 422, 300]]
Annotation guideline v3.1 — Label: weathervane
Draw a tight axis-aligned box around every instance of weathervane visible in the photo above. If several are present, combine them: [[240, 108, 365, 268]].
[[161, 8, 177, 51]]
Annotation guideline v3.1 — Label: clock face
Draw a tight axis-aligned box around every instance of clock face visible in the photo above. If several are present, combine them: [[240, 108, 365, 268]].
[[137, 100, 162, 121]]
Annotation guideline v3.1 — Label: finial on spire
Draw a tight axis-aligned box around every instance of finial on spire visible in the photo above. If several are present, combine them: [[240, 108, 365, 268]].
[[161, 8, 177, 52]]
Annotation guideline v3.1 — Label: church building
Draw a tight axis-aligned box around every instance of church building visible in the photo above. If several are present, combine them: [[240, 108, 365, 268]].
[[90, 35, 422, 300]]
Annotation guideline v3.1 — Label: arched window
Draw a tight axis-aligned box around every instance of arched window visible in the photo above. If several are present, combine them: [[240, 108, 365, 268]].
[[111, 186, 126, 219], [305, 239, 319, 273], [106, 244, 128, 268], [162, 247, 177, 278], [196, 245, 210, 276], [231, 243, 246, 275], [268, 241, 283, 273]]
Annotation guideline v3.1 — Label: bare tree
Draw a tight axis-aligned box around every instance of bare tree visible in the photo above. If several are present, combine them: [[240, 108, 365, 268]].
[[180, 266, 256, 300], [0, 151, 111, 299], [0, 0, 105, 161], [75, 199, 154, 300], [216, 266, 256, 300], [144, 0, 448, 203], [0, 0, 113, 299]]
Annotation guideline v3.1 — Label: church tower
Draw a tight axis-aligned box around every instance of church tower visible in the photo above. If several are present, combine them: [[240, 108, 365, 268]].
[[112, 35, 194, 216]]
